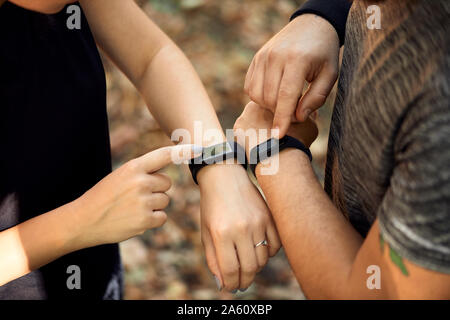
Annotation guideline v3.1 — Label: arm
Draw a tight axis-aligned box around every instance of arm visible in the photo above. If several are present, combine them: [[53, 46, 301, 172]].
[[79, 0, 221, 146], [235, 102, 450, 299], [0, 145, 197, 286], [0, 202, 80, 286], [258, 151, 450, 299], [80, 0, 281, 292]]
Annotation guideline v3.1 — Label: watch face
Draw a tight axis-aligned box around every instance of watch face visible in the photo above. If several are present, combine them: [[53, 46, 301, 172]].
[[202, 142, 233, 164]]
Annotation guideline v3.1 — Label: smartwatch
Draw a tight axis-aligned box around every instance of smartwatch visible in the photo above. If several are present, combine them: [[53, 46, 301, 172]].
[[249, 135, 312, 176], [189, 141, 246, 184]]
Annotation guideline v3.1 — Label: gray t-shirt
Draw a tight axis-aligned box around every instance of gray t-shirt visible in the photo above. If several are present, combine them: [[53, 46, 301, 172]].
[[325, 0, 450, 273]]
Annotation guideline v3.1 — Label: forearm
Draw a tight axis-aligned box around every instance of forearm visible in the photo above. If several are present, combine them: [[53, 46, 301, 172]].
[[0, 202, 80, 286], [256, 149, 380, 298], [81, 0, 225, 147], [138, 43, 225, 147], [137, 43, 249, 185]]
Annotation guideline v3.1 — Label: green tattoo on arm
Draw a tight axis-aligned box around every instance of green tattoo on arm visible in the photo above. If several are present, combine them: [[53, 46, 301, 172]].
[[379, 233, 409, 276], [379, 233, 385, 253]]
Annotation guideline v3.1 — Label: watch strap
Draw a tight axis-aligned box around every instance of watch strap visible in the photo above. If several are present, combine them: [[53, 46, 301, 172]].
[[189, 141, 246, 184], [249, 135, 312, 176]]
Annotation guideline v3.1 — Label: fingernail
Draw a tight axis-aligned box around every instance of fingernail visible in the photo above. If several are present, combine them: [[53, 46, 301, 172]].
[[231, 289, 238, 294], [191, 144, 203, 155], [214, 275, 222, 291], [303, 109, 312, 120]]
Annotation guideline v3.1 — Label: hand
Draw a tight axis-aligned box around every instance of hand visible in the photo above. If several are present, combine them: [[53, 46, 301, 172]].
[[244, 14, 339, 137], [70, 144, 200, 249], [198, 164, 281, 292], [234, 102, 318, 159]]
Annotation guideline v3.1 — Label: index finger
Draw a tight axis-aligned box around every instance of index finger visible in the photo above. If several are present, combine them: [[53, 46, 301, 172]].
[[136, 144, 203, 173], [272, 66, 306, 138]]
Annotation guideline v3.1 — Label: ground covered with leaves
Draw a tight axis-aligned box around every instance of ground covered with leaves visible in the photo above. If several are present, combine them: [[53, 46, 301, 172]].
[[103, 0, 334, 300]]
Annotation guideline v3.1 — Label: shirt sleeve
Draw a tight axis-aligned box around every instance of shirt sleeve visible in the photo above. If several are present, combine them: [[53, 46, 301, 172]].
[[290, 0, 353, 46], [377, 72, 450, 274]]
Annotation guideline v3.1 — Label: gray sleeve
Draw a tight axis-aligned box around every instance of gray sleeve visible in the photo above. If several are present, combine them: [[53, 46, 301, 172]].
[[378, 72, 450, 274]]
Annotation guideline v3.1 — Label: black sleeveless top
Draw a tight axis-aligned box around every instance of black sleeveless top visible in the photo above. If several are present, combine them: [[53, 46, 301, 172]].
[[0, 3, 122, 299]]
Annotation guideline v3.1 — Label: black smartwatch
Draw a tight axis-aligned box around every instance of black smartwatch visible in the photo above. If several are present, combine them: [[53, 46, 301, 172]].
[[189, 141, 246, 184], [249, 135, 312, 176]]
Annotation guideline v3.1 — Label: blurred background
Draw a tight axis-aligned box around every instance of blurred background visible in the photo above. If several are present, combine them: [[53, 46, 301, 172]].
[[103, 0, 336, 300]]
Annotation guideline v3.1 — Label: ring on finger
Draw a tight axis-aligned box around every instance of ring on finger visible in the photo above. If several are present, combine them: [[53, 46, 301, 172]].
[[254, 239, 268, 248]]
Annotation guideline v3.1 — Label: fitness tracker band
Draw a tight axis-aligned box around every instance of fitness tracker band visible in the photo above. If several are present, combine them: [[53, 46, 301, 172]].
[[189, 141, 246, 184], [249, 135, 312, 176]]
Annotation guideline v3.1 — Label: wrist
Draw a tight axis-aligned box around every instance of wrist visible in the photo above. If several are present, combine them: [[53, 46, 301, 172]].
[[197, 162, 247, 186], [249, 135, 312, 178], [255, 148, 311, 180], [290, 0, 349, 46], [47, 199, 87, 255], [61, 197, 96, 252]]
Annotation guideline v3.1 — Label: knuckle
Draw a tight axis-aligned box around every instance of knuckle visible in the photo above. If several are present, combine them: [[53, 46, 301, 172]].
[[212, 225, 231, 239], [160, 193, 170, 208], [252, 219, 265, 231], [243, 83, 249, 94], [124, 159, 139, 172], [278, 86, 294, 99], [248, 88, 260, 103], [243, 264, 258, 275], [164, 178, 173, 190], [152, 174, 172, 191], [254, 50, 263, 62], [135, 177, 150, 193], [286, 48, 300, 61], [151, 211, 167, 227], [138, 195, 150, 210], [262, 91, 276, 109], [267, 49, 278, 62], [222, 266, 239, 278], [288, 47, 306, 60], [236, 220, 249, 233], [137, 176, 149, 187]]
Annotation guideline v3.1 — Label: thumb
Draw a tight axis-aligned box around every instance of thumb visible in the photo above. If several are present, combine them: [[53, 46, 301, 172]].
[[295, 69, 337, 122], [137, 144, 203, 173]]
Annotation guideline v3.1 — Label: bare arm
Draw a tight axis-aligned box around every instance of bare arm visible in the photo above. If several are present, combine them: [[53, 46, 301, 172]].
[[80, 0, 222, 145], [0, 202, 78, 285], [235, 102, 450, 299], [0, 145, 197, 286], [80, 0, 281, 291], [258, 150, 450, 299]]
